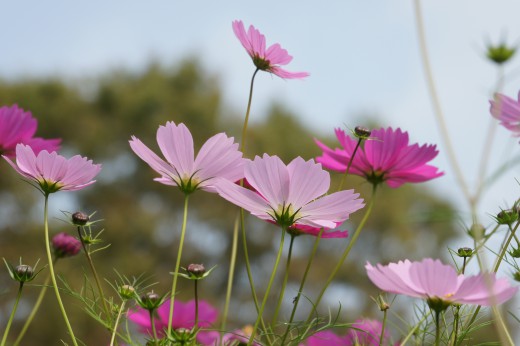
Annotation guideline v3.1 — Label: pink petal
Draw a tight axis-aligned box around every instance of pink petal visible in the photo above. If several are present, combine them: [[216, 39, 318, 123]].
[[287, 157, 329, 209], [245, 154, 290, 208], [157, 121, 194, 177]]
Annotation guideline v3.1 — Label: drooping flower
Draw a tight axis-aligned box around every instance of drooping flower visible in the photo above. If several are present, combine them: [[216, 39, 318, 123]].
[[345, 319, 390, 346], [52, 232, 82, 258], [128, 299, 218, 342], [316, 127, 443, 188], [490, 91, 520, 138], [366, 258, 518, 309], [0, 104, 60, 158], [232, 20, 309, 79], [216, 154, 364, 229], [129, 121, 244, 194], [3, 144, 101, 194], [299, 330, 345, 346]]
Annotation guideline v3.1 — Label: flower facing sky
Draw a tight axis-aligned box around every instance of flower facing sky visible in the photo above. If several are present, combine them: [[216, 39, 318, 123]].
[[490, 91, 520, 138], [129, 121, 244, 194], [128, 299, 218, 341], [232, 20, 309, 79], [316, 127, 443, 188], [3, 144, 101, 194], [215, 154, 364, 229], [366, 258, 517, 308], [0, 104, 60, 158]]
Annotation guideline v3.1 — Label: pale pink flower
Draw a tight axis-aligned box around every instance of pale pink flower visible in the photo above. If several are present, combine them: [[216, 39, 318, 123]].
[[3, 144, 101, 194], [490, 91, 520, 137], [345, 319, 390, 346], [0, 104, 60, 158], [316, 127, 443, 188], [216, 154, 364, 229], [366, 258, 517, 307], [232, 20, 309, 79], [129, 121, 244, 194], [128, 299, 218, 342]]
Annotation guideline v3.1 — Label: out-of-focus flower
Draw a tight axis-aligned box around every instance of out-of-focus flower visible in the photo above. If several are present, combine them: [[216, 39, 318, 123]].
[[3, 144, 101, 194], [490, 91, 520, 138], [0, 105, 60, 158], [486, 41, 516, 65], [130, 121, 243, 194], [316, 127, 443, 188], [216, 154, 364, 229], [52, 232, 82, 258], [299, 330, 344, 346], [287, 224, 348, 238], [345, 319, 390, 346], [232, 20, 309, 79], [366, 258, 518, 309], [128, 299, 218, 341], [219, 325, 261, 346]]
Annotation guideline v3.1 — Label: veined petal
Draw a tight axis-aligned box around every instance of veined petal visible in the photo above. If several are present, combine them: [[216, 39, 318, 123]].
[[300, 189, 364, 227], [215, 178, 272, 220], [408, 258, 460, 297], [245, 154, 290, 207], [129, 136, 176, 179], [287, 157, 329, 209], [157, 121, 194, 177]]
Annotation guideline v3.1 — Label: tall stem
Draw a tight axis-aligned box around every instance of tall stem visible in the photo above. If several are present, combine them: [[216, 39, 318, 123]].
[[77, 225, 111, 322], [194, 280, 199, 327], [43, 195, 78, 346], [247, 229, 286, 346], [493, 222, 519, 273], [434, 310, 440, 346], [338, 137, 363, 191], [0, 282, 24, 346], [281, 229, 324, 345], [220, 216, 240, 340], [379, 308, 388, 346], [305, 186, 377, 325], [240, 68, 259, 153], [150, 310, 159, 346], [271, 234, 296, 326], [168, 194, 190, 334], [109, 301, 126, 346]]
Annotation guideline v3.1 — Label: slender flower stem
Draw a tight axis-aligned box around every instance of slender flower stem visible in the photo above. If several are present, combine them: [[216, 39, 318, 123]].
[[194, 280, 199, 327], [379, 309, 388, 346], [77, 225, 111, 322], [493, 222, 519, 273], [247, 228, 286, 346], [168, 194, 190, 334], [434, 310, 440, 346], [109, 301, 126, 346], [271, 234, 296, 326], [43, 195, 78, 346], [0, 282, 24, 346], [338, 137, 363, 191], [281, 229, 324, 346], [240, 68, 259, 152], [400, 313, 430, 345], [413, 0, 471, 204], [220, 216, 240, 340], [150, 310, 159, 346], [305, 186, 377, 325]]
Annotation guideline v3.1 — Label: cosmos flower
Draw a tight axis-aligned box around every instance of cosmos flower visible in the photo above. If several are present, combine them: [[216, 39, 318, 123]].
[[366, 258, 517, 308], [52, 232, 82, 258], [345, 319, 390, 346], [128, 299, 218, 341], [316, 127, 443, 188], [299, 330, 345, 346], [3, 144, 101, 194], [0, 104, 60, 158], [215, 154, 364, 229], [129, 121, 244, 194], [232, 20, 309, 79], [490, 91, 520, 138]]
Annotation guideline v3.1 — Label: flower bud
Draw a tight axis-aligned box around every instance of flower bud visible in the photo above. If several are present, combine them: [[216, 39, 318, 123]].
[[72, 211, 89, 226], [467, 223, 485, 239], [487, 42, 516, 65], [509, 247, 520, 258], [496, 209, 518, 225], [187, 263, 206, 278], [354, 126, 371, 139], [14, 265, 34, 282], [52, 232, 82, 258], [376, 294, 389, 311], [457, 247, 473, 258], [119, 284, 136, 300], [513, 271, 520, 282], [138, 291, 165, 311]]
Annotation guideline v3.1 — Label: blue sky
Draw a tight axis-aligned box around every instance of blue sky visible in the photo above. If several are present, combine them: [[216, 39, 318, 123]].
[[3, 0, 520, 227]]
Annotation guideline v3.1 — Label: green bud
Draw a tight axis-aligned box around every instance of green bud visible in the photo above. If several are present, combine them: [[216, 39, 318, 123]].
[[119, 284, 136, 300], [487, 42, 516, 65], [14, 265, 34, 282], [354, 126, 371, 139], [496, 209, 518, 225], [509, 247, 520, 258], [457, 247, 473, 258]]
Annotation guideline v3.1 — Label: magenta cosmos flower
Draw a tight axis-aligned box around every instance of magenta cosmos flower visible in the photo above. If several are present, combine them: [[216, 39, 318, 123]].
[[0, 104, 60, 158], [3, 144, 101, 194], [366, 258, 517, 308], [129, 121, 244, 194], [490, 91, 520, 138], [299, 330, 345, 346], [52, 232, 82, 258], [216, 154, 364, 229], [232, 20, 309, 79], [345, 319, 391, 346], [128, 299, 218, 341], [316, 127, 443, 188]]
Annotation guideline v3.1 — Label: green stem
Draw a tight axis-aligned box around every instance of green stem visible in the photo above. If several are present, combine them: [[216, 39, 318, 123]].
[[379, 308, 387, 346], [338, 137, 363, 191], [77, 225, 111, 322], [240, 68, 259, 153], [168, 194, 190, 334], [0, 282, 24, 346], [271, 234, 295, 326], [109, 301, 126, 346], [194, 280, 199, 327], [305, 186, 377, 324], [247, 229, 286, 346], [150, 310, 159, 346], [493, 222, 519, 273], [281, 229, 324, 346], [400, 313, 430, 345], [435, 310, 440, 346], [43, 195, 78, 346]]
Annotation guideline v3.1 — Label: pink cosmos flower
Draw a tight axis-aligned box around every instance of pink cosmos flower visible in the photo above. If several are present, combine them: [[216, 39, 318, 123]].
[[490, 91, 520, 138], [129, 121, 244, 194], [3, 144, 101, 194], [299, 330, 344, 346], [215, 154, 364, 229], [52, 232, 82, 258], [366, 258, 518, 307], [316, 127, 443, 188], [0, 104, 60, 158], [128, 299, 218, 341], [232, 20, 309, 79], [345, 319, 390, 346]]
